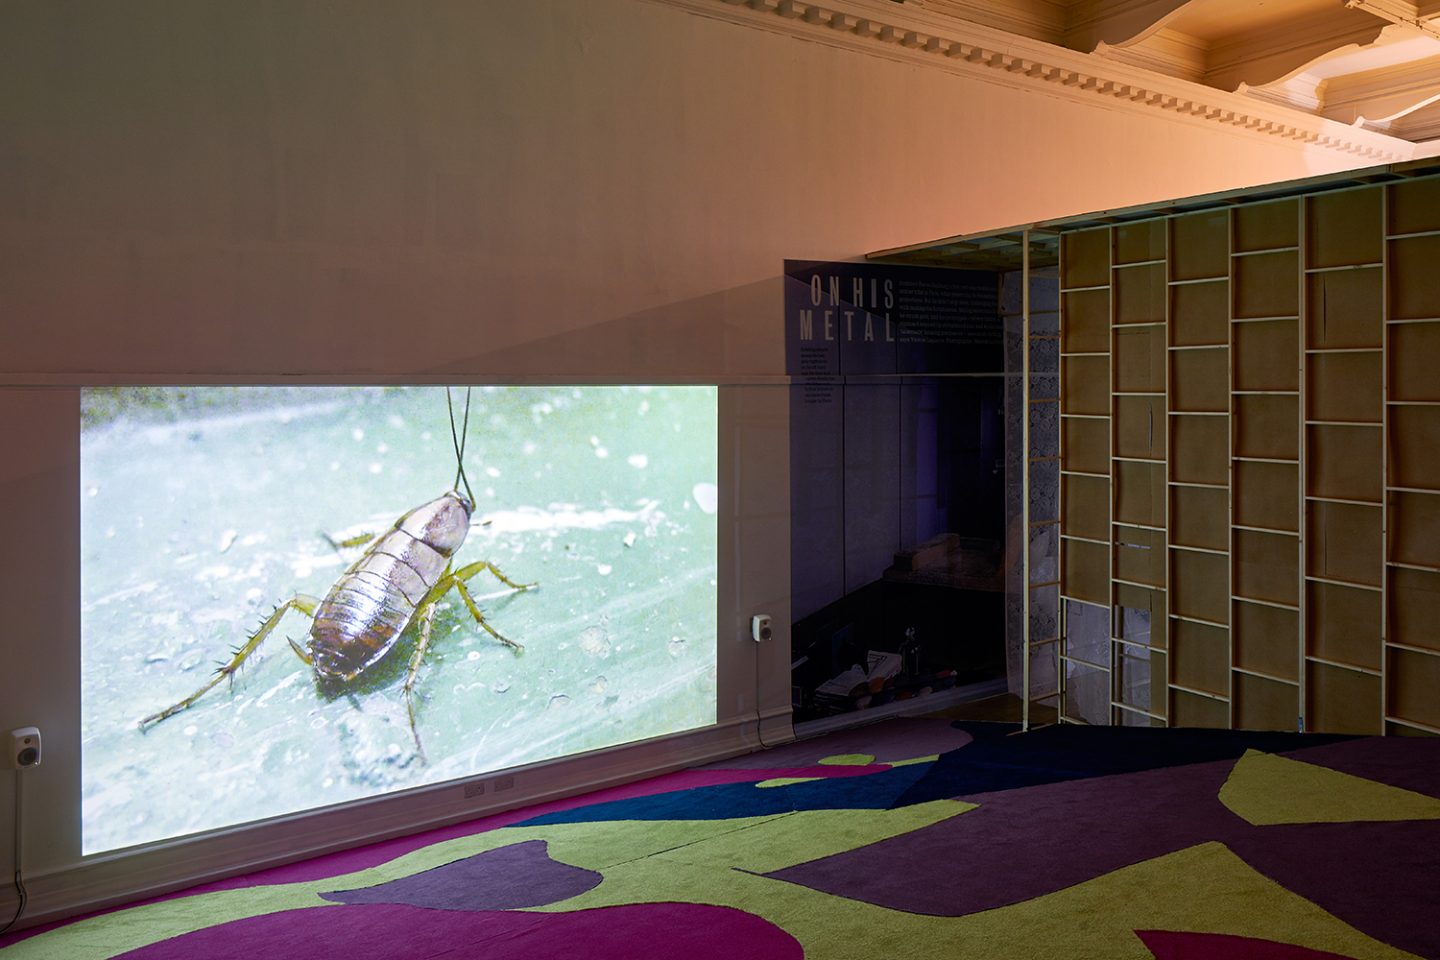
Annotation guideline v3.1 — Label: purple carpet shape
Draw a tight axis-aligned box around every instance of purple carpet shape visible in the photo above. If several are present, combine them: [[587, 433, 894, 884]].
[[1283, 736, 1440, 799], [114, 902, 805, 960], [1136, 930, 1362, 959], [319, 839, 600, 911], [767, 759, 1237, 915], [1223, 819, 1440, 960]]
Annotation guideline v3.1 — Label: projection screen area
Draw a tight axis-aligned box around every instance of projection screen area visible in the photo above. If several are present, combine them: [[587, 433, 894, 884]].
[[79, 385, 718, 855]]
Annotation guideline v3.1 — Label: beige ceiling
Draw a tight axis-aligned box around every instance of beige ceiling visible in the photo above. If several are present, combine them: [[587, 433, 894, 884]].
[[918, 0, 1440, 142]]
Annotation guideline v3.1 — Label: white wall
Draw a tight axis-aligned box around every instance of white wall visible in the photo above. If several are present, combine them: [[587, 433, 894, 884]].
[[0, 0, 1373, 927]]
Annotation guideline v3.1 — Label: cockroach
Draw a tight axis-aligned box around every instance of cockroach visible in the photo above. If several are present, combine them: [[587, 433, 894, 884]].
[[138, 388, 535, 761]]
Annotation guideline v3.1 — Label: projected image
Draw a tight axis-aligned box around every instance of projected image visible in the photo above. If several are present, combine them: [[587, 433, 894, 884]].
[[80, 386, 718, 854]]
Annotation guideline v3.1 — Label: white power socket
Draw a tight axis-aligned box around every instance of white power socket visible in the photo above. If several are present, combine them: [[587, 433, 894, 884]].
[[751, 614, 773, 643], [7, 727, 41, 769]]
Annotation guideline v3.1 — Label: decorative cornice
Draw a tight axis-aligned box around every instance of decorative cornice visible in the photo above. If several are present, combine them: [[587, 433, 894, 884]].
[[921, 0, 1067, 44], [1094, 27, 1208, 81], [645, 0, 1416, 160]]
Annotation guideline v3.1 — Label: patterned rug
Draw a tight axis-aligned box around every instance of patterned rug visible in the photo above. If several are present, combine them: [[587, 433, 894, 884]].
[[3, 718, 1439, 959]]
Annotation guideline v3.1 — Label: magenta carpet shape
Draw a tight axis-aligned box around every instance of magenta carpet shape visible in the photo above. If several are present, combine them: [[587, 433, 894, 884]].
[[112, 902, 805, 960]]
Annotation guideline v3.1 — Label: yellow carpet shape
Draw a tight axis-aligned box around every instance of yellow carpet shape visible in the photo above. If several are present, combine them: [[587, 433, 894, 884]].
[[1219, 749, 1440, 826]]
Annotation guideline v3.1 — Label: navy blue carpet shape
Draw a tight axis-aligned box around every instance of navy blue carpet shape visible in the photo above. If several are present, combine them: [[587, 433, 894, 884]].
[[891, 722, 1354, 807]]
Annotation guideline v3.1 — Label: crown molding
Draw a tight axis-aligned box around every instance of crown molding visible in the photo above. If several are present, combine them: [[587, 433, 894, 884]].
[[921, 0, 1068, 43], [1094, 27, 1208, 81], [642, 0, 1416, 159]]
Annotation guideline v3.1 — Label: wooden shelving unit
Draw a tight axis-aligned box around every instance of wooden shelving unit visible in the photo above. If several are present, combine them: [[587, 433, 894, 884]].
[[1058, 226, 1113, 725], [1383, 176, 1440, 737], [1166, 208, 1231, 728], [1021, 229, 1062, 730], [1232, 198, 1301, 732], [1045, 171, 1440, 735], [1111, 219, 1167, 727]]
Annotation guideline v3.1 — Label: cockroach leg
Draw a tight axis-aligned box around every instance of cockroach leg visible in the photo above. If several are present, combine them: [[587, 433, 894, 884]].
[[451, 559, 537, 593], [138, 593, 321, 730], [402, 600, 441, 762], [320, 530, 376, 555], [445, 562, 533, 654]]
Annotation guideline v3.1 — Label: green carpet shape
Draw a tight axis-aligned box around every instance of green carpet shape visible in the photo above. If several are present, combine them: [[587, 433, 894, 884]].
[[0, 803, 969, 960], [540, 841, 1422, 960], [5, 817, 1422, 960], [1219, 750, 1440, 826]]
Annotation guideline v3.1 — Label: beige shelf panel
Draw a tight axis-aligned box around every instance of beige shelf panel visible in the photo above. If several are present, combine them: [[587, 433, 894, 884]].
[[1115, 394, 1165, 460], [1171, 415, 1229, 487], [1234, 319, 1299, 392], [1170, 210, 1229, 283], [1307, 500, 1382, 588], [1062, 289, 1110, 354], [1235, 460, 1299, 533], [1116, 262, 1166, 325], [1172, 549, 1229, 625], [1306, 580, 1381, 671], [1062, 227, 1111, 289], [1306, 187, 1381, 269], [1388, 647, 1440, 732], [1171, 348, 1229, 412], [1235, 395, 1299, 460], [1116, 645, 1167, 717], [1063, 537, 1109, 606], [1171, 617, 1228, 695], [1171, 686, 1229, 728], [1389, 321, 1440, 402], [1171, 279, 1228, 346], [1388, 491, 1440, 570], [1115, 460, 1165, 528], [1062, 355, 1110, 416], [1115, 219, 1166, 265], [1171, 485, 1228, 552], [1116, 581, 1167, 649], [1234, 601, 1299, 682], [1389, 566, 1440, 653], [1235, 529, 1300, 607], [1307, 661, 1382, 735], [1063, 416, 1110, 475], [1063, 473, 1110, 542], [1235, 671, 1299, 732], [1234, 251, 1300, 320], [1386, 175, 1440, 237], [1307, 351, 1381, 423], [1388, 406, 1440, 491], [1389, 235, 1440, 320], [1115, 325, 1165, 393], [1115, 525, 1165, 587], [1234, 198, 1299, 254], [1305, 267, 1382, 350], [1308, 423, 1382, 503]]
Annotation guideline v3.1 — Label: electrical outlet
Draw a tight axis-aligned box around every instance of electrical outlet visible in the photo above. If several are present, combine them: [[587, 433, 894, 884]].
[[7, 727, 41, 769], [463, 780, 485, 799], [493, 774, 514, 792]]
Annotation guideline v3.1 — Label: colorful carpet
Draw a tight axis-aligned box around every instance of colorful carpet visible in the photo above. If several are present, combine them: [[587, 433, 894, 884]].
[[3, 717, 1440, 959]]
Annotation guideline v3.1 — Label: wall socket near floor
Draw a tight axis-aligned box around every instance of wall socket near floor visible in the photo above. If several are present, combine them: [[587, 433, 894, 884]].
[[462, 773, 515, 801], [7, 727, 42, 769]]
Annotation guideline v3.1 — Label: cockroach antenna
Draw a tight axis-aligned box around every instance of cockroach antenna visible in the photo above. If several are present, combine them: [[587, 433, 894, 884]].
[[447, 386, 475, 506]]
